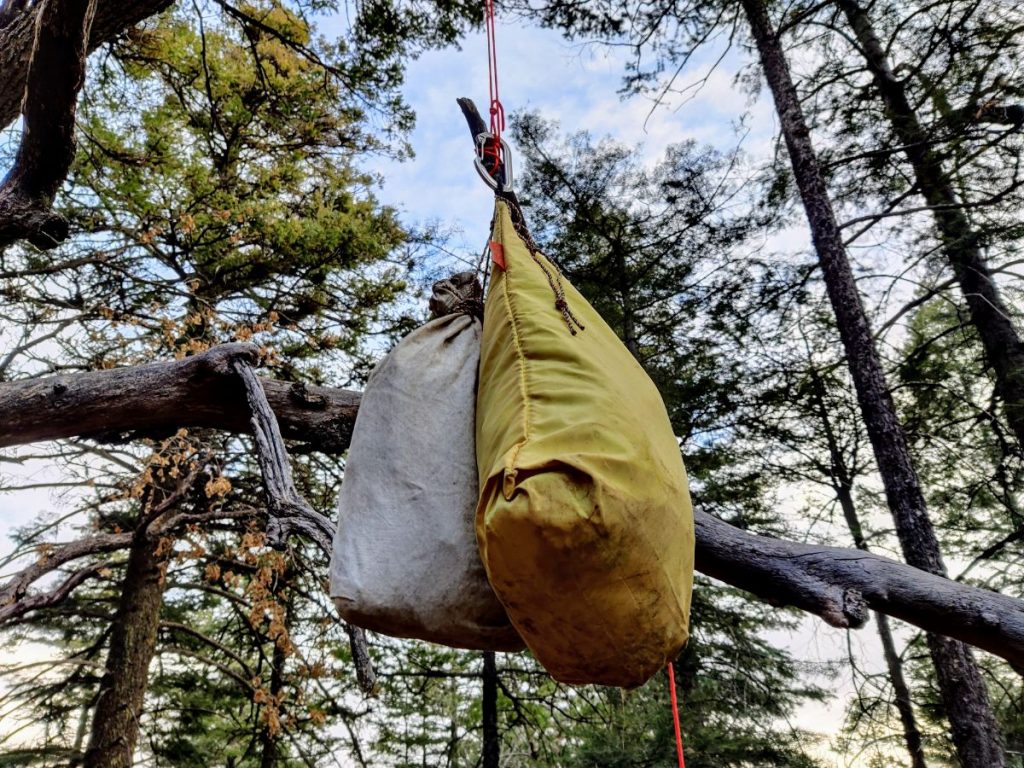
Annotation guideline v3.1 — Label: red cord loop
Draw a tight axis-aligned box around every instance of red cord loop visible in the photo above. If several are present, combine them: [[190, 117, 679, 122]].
[[482, 0, 505, 183], [484, 0, 502, 139]]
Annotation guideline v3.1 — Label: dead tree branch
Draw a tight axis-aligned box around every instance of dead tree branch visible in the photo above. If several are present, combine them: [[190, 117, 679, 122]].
[[696, 513, 1024, 661], [0, 344, 1023, 668], [0, 345, 374, 691], [0, 0, 99, 249], [231, 357, 334, 553], [0, 562, 107, 623], [0, 342, 359, 452], [0, 531, 131, 608], [0, 510, 257, 615]]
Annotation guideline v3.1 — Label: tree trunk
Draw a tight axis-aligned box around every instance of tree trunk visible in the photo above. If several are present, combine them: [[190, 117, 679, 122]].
[[737, 0, 1006, 765], [837, 479, 928, 768], [68, 700, 91, 768], [259, 603, 289, 768], [259, 563, 297, 767], [810, 369, 928, 768], [82, 528, 169, 768], [837, 0, 1024, 453], [874, 613, 928, 768], [482, 651, 500, 768], [837, 481, 927, 768]]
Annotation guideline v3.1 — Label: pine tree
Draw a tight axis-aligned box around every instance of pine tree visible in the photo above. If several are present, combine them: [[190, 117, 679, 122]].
[[744, 309, 934, 767], [818, 0, 1024, 450], [739, 3, 1003, 762]]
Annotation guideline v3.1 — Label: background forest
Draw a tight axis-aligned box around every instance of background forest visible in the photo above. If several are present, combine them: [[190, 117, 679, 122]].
[[0, 0, 1022, 766]]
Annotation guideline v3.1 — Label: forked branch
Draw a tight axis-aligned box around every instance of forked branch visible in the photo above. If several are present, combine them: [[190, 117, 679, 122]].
[[231, 354, 376, 694]]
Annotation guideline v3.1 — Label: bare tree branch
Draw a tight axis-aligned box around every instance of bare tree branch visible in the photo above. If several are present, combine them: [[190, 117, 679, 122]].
[[0, 562, 106, 623], [231, 358, 334, 554], [1, 343, 1023, 668], [696, 513, 1024, 664], [0, 0, 174, 131], [0, 0, 100, 249], [0, 0, 177, 250], [0, 342, 359, 452], [231, 355, 377, 694], [159, 619, 256, 679], [0, 531, 131, 607]]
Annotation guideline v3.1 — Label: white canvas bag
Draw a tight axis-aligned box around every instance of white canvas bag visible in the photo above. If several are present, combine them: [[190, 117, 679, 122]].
[[329, 273, 523, 651]]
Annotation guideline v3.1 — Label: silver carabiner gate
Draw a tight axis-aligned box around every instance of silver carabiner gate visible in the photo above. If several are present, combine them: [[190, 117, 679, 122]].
[[474, 132, 514, 192]]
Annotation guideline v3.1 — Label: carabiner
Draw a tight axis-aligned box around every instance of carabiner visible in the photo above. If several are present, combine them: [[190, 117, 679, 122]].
[[474, 132, 513, 192]]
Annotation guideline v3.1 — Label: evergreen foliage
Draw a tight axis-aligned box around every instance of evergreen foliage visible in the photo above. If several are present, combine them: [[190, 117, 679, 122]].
[[1, 1, 418, 763]]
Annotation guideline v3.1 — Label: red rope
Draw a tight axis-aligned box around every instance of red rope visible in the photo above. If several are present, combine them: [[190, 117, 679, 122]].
[[668, 663, 686, 768], [482, 0, 504, 177]]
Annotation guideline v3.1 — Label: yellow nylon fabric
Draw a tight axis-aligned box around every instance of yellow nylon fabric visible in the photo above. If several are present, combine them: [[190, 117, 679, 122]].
[[476, 200, 695, 688]]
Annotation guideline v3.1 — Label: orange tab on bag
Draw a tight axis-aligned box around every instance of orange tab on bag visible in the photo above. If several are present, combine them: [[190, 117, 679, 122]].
[[489, 240, 506, 271]]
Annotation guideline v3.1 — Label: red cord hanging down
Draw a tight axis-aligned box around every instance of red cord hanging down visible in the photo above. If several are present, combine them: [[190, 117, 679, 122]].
[[482, 0, 505, 179], [668, 662, 686, 768]]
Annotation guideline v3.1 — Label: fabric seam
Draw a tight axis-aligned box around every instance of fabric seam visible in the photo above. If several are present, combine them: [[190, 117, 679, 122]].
[[498, 202, 530, 479]]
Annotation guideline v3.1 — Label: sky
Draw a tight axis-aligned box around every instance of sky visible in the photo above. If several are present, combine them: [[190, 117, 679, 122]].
[[0, 7, 927, 767], [322, 15, 773, 265]]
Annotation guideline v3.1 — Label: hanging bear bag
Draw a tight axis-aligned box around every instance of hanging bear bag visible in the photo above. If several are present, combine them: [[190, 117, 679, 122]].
[[476, 200, 695, 687], [330, 272, 523, 651]]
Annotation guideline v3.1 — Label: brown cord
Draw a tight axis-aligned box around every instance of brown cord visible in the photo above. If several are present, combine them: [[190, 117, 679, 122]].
[[499, 194, 585, 335], [452, 297, 485, 321]]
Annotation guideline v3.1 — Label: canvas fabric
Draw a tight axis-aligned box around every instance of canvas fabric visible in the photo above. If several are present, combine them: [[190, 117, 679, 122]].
[[330, 275, 523, 651]]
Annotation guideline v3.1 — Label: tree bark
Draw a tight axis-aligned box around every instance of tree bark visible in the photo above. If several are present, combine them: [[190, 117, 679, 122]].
[[738, 0, 1005, 764], [0, 0, 177, 248], [82, 528, 168, 768], [0, 0, 99, 249], [482, 652, 499, 768], [837, 0, 1024, 454], [0, 343, 359, 454], [694, 510, 1024, 666], [0, 0, 173, 132]]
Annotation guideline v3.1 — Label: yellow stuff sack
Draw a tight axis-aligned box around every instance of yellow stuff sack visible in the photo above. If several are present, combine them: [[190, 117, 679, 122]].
[[476, 200, 695, 688]]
